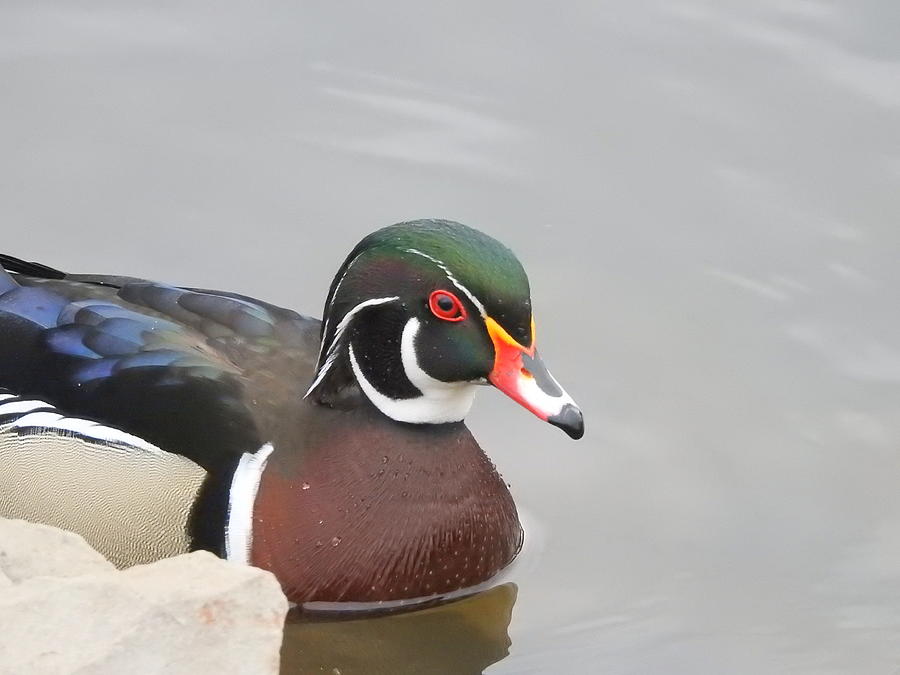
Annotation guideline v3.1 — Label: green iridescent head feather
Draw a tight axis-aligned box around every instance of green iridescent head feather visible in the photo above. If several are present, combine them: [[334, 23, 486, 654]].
[[323, 219, 533, 346]]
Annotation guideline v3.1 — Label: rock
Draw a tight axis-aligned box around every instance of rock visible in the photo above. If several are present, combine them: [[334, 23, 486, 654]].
[[0, 519, 288, 675], [0, 518, 115, 582]]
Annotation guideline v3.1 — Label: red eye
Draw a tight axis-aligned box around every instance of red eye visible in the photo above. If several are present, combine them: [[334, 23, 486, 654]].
[[428, 290, 466, 322]]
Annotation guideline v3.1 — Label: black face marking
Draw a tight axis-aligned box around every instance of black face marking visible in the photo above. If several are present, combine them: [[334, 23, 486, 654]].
[[350, 304, 421, 400]]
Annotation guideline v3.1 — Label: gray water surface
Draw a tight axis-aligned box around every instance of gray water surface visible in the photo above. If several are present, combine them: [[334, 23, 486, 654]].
[[3, 2, 900, 673]]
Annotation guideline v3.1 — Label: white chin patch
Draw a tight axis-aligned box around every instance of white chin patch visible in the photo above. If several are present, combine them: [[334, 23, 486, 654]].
[[348, 317, 477, 425]]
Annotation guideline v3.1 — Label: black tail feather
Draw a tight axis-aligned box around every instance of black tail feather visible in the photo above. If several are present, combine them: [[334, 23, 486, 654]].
[[0, 254, 66, 280]]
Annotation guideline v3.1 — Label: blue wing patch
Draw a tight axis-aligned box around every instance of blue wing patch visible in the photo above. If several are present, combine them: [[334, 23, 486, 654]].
[[0, 261, 317, 472], [0, 286, 70, 329]]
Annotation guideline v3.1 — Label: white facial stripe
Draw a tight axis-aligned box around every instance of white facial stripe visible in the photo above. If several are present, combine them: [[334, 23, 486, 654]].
[[0, 395, 166, 455], [305, 295, 399, 398], [0, 399, 54, 415], [225, 442, 274, 565], [404, 248, 487, 318], [349, 318, 476, 425], [315, 250, 365, 366]]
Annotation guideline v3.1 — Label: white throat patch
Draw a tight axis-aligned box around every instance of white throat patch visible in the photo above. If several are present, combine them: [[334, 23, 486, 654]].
[[349, 317, 477, 425]]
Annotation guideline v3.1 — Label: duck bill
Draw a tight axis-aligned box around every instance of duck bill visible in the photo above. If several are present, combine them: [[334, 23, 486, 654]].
[[485, 317, 584, 440]]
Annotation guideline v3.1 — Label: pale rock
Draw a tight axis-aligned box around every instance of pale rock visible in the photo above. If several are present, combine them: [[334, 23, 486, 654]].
[[0, 517, 114, 582], [0, 520, 288, 675]]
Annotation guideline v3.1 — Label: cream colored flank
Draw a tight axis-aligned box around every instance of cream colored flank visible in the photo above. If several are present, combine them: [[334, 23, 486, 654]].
[[0, 429, 205, 568]]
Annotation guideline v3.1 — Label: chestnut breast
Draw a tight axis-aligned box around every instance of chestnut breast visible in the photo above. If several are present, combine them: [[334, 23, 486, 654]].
[[250, 403, 523, 603]]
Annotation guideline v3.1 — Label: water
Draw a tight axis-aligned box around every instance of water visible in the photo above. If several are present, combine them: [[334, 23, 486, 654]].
[[3, 1, 900, 673]]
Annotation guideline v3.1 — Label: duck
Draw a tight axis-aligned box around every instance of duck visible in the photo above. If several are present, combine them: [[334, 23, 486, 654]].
[[0, 219, 582, 605]]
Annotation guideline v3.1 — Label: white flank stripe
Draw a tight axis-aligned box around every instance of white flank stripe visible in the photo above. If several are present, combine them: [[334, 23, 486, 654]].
[[7, 411, 67, 428], [0, 395, 165, 455], [404, 248, 487, 318], [225, 442, 275, 565], [0, 399, 52, 415], [304, 296, 399, 398]]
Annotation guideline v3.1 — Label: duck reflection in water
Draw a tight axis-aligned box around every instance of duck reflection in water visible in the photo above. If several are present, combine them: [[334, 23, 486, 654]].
[[281, 583, 517, 675]]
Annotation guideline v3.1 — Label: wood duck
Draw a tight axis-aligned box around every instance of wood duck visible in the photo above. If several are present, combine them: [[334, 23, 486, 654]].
[[0, 219, 582, 605]]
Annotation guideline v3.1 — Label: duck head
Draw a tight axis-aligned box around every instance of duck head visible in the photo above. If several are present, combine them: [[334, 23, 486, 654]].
[[305, 219, 583, 439]]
